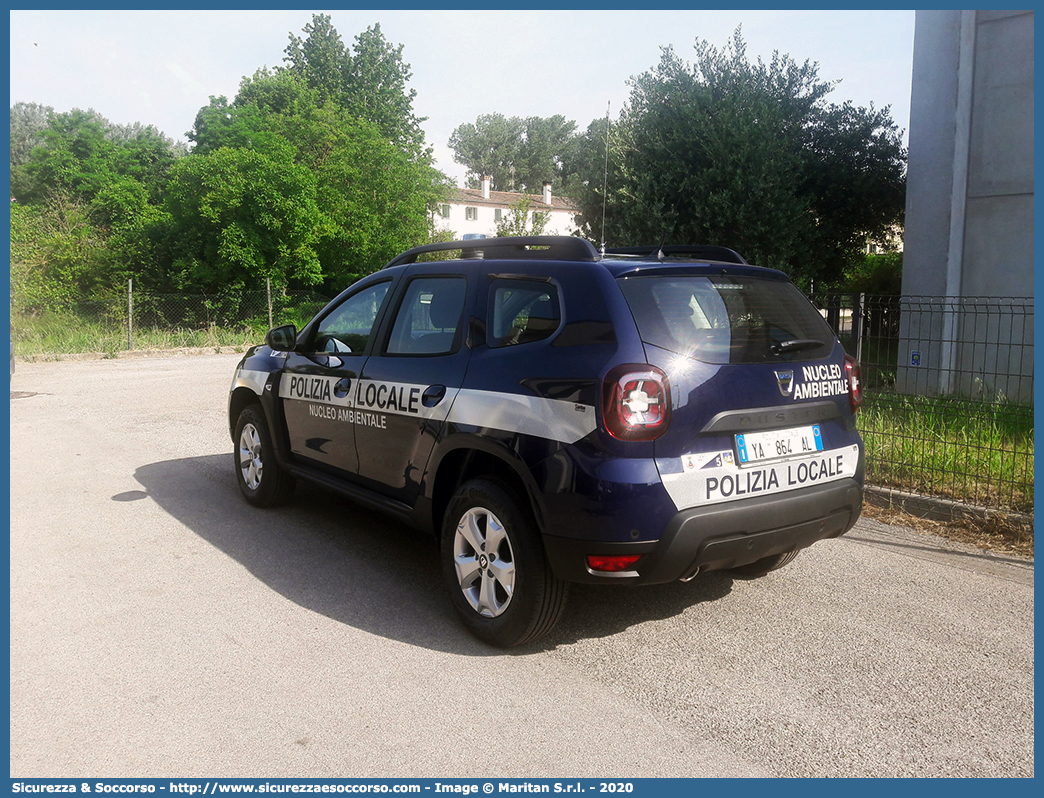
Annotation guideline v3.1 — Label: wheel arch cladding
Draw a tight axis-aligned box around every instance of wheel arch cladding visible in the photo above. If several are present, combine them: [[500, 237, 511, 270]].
[[431, 447, 542, 540], [229, 386, 263, 441]]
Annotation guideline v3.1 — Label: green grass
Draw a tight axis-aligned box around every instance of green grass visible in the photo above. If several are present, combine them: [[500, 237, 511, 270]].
[[12, 311, 267, 360], [859, 391, 1034, 515], [11, 297, 334, 360]]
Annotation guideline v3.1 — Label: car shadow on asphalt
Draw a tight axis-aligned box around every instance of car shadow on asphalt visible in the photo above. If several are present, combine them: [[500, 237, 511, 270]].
[[133, 453, 735, 656]]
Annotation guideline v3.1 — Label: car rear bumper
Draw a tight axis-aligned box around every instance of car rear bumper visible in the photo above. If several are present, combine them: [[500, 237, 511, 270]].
[[542, 477, 863, 584]]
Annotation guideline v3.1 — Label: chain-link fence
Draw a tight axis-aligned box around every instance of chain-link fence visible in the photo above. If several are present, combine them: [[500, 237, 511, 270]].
[[11, 282, 331, 357], [813, 293, 1034, 524], [129, 285, 331, 347]]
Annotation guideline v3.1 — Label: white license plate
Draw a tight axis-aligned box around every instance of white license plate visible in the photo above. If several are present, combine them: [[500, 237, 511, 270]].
[[736, 425, 823, 465]]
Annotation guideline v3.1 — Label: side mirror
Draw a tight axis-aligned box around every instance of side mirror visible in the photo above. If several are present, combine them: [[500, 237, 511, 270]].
[[266, 324, 298, 352]]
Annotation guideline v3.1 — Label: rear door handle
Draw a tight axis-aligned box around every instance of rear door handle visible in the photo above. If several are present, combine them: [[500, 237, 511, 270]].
[[422, 384, 446, 408]]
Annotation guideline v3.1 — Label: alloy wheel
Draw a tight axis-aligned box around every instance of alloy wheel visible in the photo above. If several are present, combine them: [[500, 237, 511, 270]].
[[452, 507, 516, 617], [238, 422, 263, 491]]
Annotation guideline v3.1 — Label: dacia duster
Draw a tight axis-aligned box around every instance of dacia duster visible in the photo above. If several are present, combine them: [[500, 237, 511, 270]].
[[229, 236, 864, 646]]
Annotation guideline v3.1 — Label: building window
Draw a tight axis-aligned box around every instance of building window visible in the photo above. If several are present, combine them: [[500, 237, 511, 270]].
[[438, 204, 450, 218], [494, 208, 503, 222], [465, 206, 478, 221]]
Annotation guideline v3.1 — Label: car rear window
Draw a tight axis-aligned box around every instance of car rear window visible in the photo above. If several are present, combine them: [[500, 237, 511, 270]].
[[617, 274, 835, 364]]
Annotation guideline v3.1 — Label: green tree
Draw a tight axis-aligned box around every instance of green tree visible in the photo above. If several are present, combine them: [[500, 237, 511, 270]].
[[517, 114, 580, 193], [449, 113, 579, 192], [10, 101, 54, 196], [10, 195, 114, 311], [11, 14, 447, 303], [15, 108, 178, 207], [449, 113, 522, 190], [343, 24, 426, 152], [798, 101, 907, 275], [17, 108, 116, 204], [282, 13, 349, 107], [838, 251, 903, 294], [10, 101, 53, 166], [106, 122, 185, 202], [568, 115, 631, 250], [494, 195, 550, 238], [178, 65, 447, 292], [282, 15, 427, 154], [570, 29, 906, 286], [11, 107, 180, 298], [164, 142, 324, 292]]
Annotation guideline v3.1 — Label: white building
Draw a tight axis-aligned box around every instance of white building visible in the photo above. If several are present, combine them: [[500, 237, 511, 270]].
[[433, 176, 580, 238]]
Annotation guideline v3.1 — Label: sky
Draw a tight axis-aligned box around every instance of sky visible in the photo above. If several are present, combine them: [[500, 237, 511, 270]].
[[9, 9, 916, 186]]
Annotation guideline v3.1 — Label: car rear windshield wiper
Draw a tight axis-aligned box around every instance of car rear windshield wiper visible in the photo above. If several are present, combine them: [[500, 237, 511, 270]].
[[771, 338, 824, 356]]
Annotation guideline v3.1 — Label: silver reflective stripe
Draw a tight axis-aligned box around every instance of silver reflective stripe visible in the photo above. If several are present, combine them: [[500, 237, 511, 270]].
[[231, 368, 269, 397], [447, 389, 596, 444], [273, 371, 596, 444]]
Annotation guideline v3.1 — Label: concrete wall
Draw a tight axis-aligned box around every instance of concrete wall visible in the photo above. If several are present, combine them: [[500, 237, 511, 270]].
[[963, 10, 1034, 295], [897, 10, 1034, 403]]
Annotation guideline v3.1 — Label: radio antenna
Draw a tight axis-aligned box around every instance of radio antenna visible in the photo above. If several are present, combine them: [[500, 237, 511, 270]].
[[600, 101, 611, 256]]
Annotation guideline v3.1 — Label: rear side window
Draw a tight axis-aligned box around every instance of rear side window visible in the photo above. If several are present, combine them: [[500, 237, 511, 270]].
[[386, 276, 467, 355], [618, 274, 834, 364], [488, 280, 561, 347]]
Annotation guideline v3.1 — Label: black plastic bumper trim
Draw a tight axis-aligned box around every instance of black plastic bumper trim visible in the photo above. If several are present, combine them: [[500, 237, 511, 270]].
[[542, 478, 863, 584]]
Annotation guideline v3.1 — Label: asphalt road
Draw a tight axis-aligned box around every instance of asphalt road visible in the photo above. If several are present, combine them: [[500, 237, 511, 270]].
[[9, 353, 1034, 778]]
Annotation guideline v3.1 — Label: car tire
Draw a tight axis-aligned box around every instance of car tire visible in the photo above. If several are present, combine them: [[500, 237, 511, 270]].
[[441, 478, 567, 647], [729, 549, 800, 580], [234, 404, 295, 508]]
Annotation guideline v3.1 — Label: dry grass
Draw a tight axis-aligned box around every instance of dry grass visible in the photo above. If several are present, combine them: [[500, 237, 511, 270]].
[[861, 501, 1034, 558]]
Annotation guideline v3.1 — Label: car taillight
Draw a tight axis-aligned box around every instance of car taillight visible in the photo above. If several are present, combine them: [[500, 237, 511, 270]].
[[845, 354, 863, 413], [602, 364, 671, 441]]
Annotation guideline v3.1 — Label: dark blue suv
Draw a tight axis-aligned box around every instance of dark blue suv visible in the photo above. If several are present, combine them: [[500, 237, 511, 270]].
[[229, 237, 864, 646]]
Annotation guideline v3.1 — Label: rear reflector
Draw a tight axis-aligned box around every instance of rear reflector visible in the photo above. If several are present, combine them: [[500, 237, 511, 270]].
[[587, 555, 642, 572]]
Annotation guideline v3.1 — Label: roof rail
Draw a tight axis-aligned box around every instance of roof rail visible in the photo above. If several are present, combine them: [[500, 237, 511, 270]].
[[604, 245, 748, 265], [383, 236, 600, 268]]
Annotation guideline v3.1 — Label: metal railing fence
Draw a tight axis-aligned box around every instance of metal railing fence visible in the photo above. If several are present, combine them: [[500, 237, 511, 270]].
[[812, 293, 1034, 522]]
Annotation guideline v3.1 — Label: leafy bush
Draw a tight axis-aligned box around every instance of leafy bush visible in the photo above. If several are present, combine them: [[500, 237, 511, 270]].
[[839, 252, 903, 294]]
